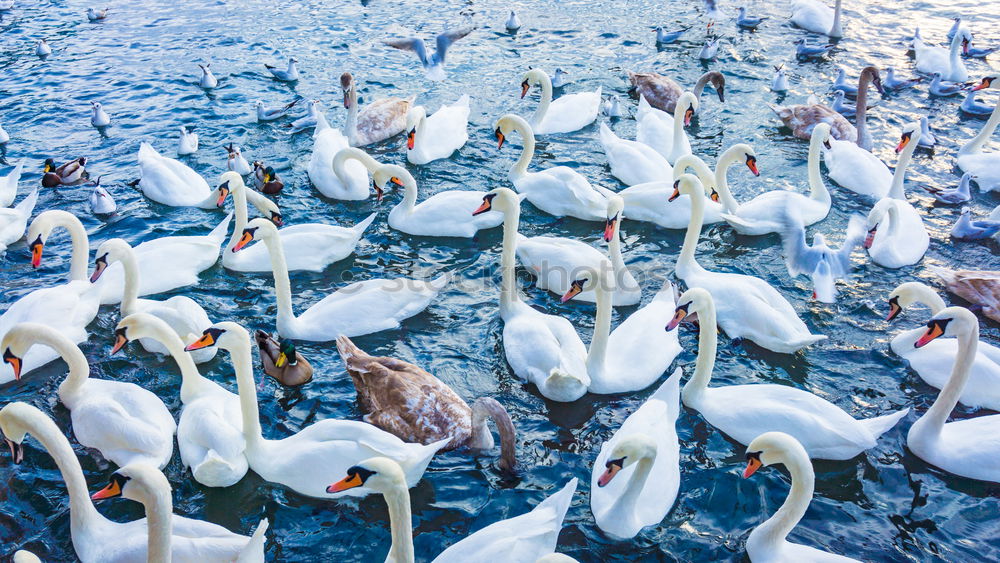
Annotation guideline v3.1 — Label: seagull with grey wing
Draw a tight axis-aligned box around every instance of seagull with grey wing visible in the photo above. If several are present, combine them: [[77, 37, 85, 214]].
[[383, 25, 475, 81], [778, 206, 866, 303]]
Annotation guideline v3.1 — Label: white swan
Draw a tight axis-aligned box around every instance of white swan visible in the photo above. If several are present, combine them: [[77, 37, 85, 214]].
[[907, 307, 1000, 482], [341, 72, 414, 147], [374, 163, 505, 238], [635, 94, 696, 164], [1, 324, 176, 468], [1, 211, 101, 383], [307, 126, 374, 200], [0, 402, 264, 563], [0, 157, 25, 207], [219, 172, 375, 272], [957, 96, 1000, 193], [888, 282, 1000, 411], [184, 322, 448, 498], [232, 218, 448, 341], [474, 187, 590, 402], [137, 142, 220, 208], [672, 174, 826, 353], [327, 456, 577, 563], [864, 123, 929, 268], [718, 132, 830, 235], [92, 238, 216, 364], [666, 288, 907, 459], [616, 154, 725, 230], [912, 26, 971, 82], [591, 371, 681, 539], [520, 68, 601, 135], [514, 194, 640, 306], [790, 0, 843, 37], [406, 94, 470, 164], [0, 189, 37, 252], [495, 114, 612, 221], [598, 122, 673, 186], [742, 432, 860, 562], [563, 263, 680, 393], [114, 313, 248, 487]]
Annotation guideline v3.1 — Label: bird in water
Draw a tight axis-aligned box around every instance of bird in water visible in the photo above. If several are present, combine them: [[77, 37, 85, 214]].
[[963, 34, 998, 58], [927, 172, 974, 204], [602, 95, 624, 117], [917, 116, 937, 149], [86, 7, 109, 21], [177, 126, 198, 156], [795, 39, 834, 59], [951, 207, 1000, 240], [778, 208, 866, 303], [225, 143, 253, 175], [90, 102, 110, 127], [960, 90, 995, 117], [265, 57, 299, 82], [771, 65, 789, 92], [383, 25, 475, 81], [736, 7, 767, 30], [255, 99, 299, 121], [655, 26, 686, 44], [928, 72, 967, 97], [505, 10, 521, 31], [42, 157, 88, 187], [699, 36, 720, 60], [198, 63, 217, 89], [256, 331, 312, 386], [551, 67, 569, 87], [831, 68, 858, 97], [883, 67, 922, 91], [287, 100, 328, 134], [35, 39, 51, 58], [88, 176, 116, 215]]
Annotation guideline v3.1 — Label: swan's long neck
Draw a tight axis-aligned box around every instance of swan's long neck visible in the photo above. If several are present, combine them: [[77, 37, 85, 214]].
[[383, 484, 415, 563], [677, 186, 706, 275], [48, 331, 91, 398], [882, 202, 902, 240], [948, 30, 964, 71], [229, 336, 265, 451], [959, 100, 1000, 156], [45, 213, 91, 282], [333, 148, 376, 182], [585, 271, 613, 377], [713, 151, 741, 213], [116, 247, 142, 317], [829, 0, 843, 37], [499, 199, 521, 313], [671, 102, 688, 158], [854, 72, 873, 149], [509, 120, 535, 179], [227, 182, 250, 251], [530, 76, 554, 129], [682, 299, 717, 404], [753, 450, 814, 550], [399, 172, 419, 213], [611, 453, 655, 520], [258, 230, 296, 332], [140, 484, 174, 563], [918, 325, 978, 435], [344, 88, 360, 145], [468, 398, 517, 472], [692, 72, 712, 98], [806, 133, 830, 205], [13, 409, 103, 528], [607, 217, 627, 285], [152, 324, 211, 402], [888, 133, 919, 200]]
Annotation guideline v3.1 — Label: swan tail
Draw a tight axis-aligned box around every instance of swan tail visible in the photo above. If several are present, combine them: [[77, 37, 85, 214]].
[[236, 518, 270, 563], [786, 334, 827, 349], [598, 122, 616, 146], [191, 449, 245, 488], [544, 368, 589, 401], [455, 93, 471, 107], [720, 212, 757, 230], [767, 103, 792, 121], [207, 212, 234, 244], [138, 141, 159, 162], [534, 477, 578, 528], [860, 407, 909, 440], [403, 437, 451, 487], [351, 212, 378, 237], [926, 265, 957, 285], [14, 189, 39, 215]]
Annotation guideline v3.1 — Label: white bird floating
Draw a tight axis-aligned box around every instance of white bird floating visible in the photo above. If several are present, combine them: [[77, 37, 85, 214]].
[[505, 10, 521, 31], [35, 38, 51, 57], [264, 57, 299, 81], [86, 7, 109, 21], [87, 177, 116, 214], [90, 102, 110, 127], [177, 126, 198, 155], [198, 63, 217, 89]]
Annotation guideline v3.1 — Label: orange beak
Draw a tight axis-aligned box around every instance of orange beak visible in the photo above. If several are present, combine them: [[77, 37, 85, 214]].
[[668, 182, 682, 202], [30, 241, 43, 268], [887, 298, 902, 321], [391, 177, 404, 187], [90, 257, 108, 283], [863, 226, 877, 249], [743, 456, 762, 478], [407, 129, 416, 150], [597, 463, 621, 487], [473, 199, 492, 216], [184, 332, 216, 351], [91, 479, 122, 500], [270, 212, 283, 227], [3, 349, 22, 381], [684, 106, 694, 127], [603, 216, 617, 242], [895, 133, 912, 154], [232, 230, 254, 252], [327, 473, 363, 493], [520, 80, 530, 99], [111, 330, 128, 355], [710, 189, 720, 203], [560, 281, 584, 303], [665, 306, 688, 331], [746, 157, 759, 177], [495, 128, 505, 150], [971, 78, 992, 91], [215, 185, 230, 207], [915, 322, 945, 348]]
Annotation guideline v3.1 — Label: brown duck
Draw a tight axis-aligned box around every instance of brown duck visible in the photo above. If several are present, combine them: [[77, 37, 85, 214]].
[[930, 266, 1000, 323], [628, 70, 725, 113], [336, 335, 517, 473], [42, 157, 88, 187], [255, 330, 313, 386]]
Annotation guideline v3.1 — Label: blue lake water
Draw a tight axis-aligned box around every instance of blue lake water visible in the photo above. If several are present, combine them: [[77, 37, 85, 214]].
[[1, 0, 999, 560]]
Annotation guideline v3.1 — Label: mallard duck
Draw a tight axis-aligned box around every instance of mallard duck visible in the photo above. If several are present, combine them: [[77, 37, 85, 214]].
[[42, 157, 88, 187], [255, 330, 312, 386], [261, 166, 283, 194], [930, 266, 1000, 323], [336, 335, 517, 473]]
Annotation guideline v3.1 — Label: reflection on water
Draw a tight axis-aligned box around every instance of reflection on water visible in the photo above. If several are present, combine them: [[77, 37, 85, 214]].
[[1, 0, 999, 561]]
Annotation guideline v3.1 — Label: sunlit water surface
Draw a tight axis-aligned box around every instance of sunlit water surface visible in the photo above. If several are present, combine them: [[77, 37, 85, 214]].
[[1, 0, 999, 561]]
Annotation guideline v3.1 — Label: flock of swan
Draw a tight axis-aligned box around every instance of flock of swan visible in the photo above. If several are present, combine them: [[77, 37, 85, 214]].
[[1, 0, 1000, 561]]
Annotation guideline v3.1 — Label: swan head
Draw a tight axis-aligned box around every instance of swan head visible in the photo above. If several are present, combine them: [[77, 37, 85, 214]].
[[520, 68, 549, 98], [494, 114, 531, 149], [216, 171, 243, 208], [914, 306, 977, 348], [112, 313, 177, 355], [743, 431, 805, 478], [1, 323, 67, 381], [25, 210, 83, 269], [184, 321, 251, 354], [90, 238, 133, 283], [560, 261, 612, 303], [340, 72, 356, 108], [887, 282, 937, 321], [722, 143, 759, 176], [91, 462, 171, 508], [861, 66, 885, 95], [0, 402, 49, 464], [972, 76, 996, 92], [371, 163, 410, 202], [811, 122, 833, 150], [603, 194, 625, 242], [894, 122, 921, 154], [229, 217, 278, 253], [667, 173, 705, 203], [405, 106, 428, 150], [703, 71, 725, 102], [864, 199, 894, 248], [473, 187, 519, 216], [327, 456, 406, 495], [676, 92, 699, 125], [666, 287, 712, 331], [597, 434, 657, 487]]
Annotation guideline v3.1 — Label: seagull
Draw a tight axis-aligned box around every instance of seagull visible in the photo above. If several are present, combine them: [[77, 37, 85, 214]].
[[960, 90, 995, 117], [602, 96, 624, 118], [198, 63, 218, 89], [88, 177, 116, 215], [831, 68, 858, 97], [971, 76, 996, 91], [551, 67, 569, 88], [951, 207, 1000, 240], [883, 67, 922, 91], [265, 57, 299, 82], [928, 72, 967, 96], [505, 11, 521, 31], [917, 116, 937, 149], [778, 209, 866, 303], [288, 100, 328, 134], [771, 65, 789, 92], [86, 7, 109, 21], [735, 7, 767, 30], [90, 102, 110, 127], [704, 0, 723, 20], [655, 27, 686, 44], [225, 143, 252, 175], [831, 90, 865, 117], [255, 99, 299, 122], [698, 37, 720, 60], [963, 37, 998, 59], [177, 126, 198, 155], [383, 26, 475, 81], [928, 172, 974, 204], [35, 39, 51, 58], [795, 39, 834, 59]]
